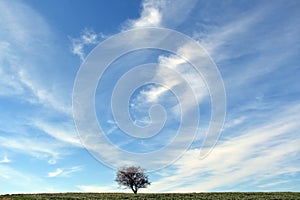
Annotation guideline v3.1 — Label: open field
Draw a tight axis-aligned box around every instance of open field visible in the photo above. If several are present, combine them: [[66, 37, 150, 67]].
[[1, 192, 300, 200]]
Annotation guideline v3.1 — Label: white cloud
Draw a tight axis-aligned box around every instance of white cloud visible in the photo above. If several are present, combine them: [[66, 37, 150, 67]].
[[48, 159, 57, 165], [0, 155, 11, 163], [258, 180, 290, 188], [0, 165, 46, 194], [0, 0, 53, 49], [105, 120, 119, 135], [47, 168, 63, 177], [224, 116, 247, 130], [193, 6, 267, 61], [33, 121, 82, 147], [0, 119, 82, 165], [130, 43, 209, 117], [0, 41, 25, 96], [139, 85, 168, 103], [0, 135, 63, 161], [0, 0, 72, 115], [157, 52, 208, 103], [148, 103, 300, 192], [193, 2, 299, 86], [47, 166, 82, 178], [125, 0, 163, 29], [17, 69, 72, 115], [129, 43, 211, 137], [124, 0, 197, 29], [61, 166, 83, 177], [70, 28, 106, 62], [132, 7, 161, 28], [0, 1, 84, 177]]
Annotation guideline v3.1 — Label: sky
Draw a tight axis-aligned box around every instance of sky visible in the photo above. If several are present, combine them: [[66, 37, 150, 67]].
[[0, 0, 300, 194]]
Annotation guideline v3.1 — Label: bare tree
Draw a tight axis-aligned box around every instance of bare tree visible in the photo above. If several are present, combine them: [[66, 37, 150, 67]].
[[115, 166, 150, 194]]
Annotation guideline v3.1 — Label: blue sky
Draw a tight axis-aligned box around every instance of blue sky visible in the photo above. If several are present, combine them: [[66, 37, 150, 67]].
[[0, 0, 300, 194]]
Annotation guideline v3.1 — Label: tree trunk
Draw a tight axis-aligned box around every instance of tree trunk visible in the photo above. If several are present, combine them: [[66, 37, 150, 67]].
[[131, 186, 137, 194]]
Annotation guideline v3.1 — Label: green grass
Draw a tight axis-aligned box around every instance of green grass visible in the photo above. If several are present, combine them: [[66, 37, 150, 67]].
[[1, 192, 300, 200]]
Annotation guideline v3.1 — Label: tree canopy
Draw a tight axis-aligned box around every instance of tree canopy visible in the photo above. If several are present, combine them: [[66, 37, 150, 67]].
[[115, 166, 150, 194]]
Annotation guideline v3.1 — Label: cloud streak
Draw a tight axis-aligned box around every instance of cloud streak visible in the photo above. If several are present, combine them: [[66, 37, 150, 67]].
[[47, 166, 83, 178], [1, 0, 299, 194], [0, 0, 73, 115], [0, 135, 62, 161], [149, 103, 300, 192], [33, 121, 82, 147]]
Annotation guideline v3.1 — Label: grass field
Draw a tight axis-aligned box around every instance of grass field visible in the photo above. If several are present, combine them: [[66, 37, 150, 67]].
[[1, 192, 300, 200]]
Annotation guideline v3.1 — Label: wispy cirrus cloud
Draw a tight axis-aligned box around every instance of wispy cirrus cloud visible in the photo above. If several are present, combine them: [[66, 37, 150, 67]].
[[112, 0, 300, 192], [258, 180, 290, 189], [0, 0, 83, 174], [0, 135, 62, 162], [47, 166, 83, 178], [149, 103, 300, 192], [0, 0, 72, 115], [0, 164, 46, 193], [17, 69, 72, 115], [33, 121, 82, 147], [70, 0, 198, 63], [1, 0, 298, 194]]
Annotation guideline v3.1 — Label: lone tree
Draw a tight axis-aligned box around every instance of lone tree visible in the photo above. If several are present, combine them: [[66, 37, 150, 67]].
[[115, 166, 150, 194]]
